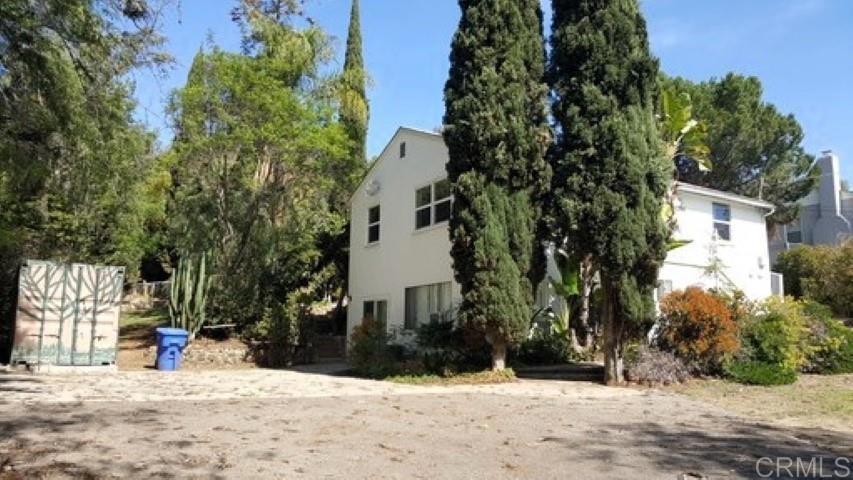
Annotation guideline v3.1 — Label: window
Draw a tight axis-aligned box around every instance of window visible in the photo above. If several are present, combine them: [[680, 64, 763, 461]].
[[786, 221, 803, 244], [415, 179, 452, 229], [712, 202, 731, 241], [400, 141, 406, 158], [363, 300, 387, 323], [367, 205, 380, 244], [404, 282, 452, 329]]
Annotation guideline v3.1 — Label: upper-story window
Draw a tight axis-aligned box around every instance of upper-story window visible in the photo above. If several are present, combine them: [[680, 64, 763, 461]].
[[712, 202, 731, 241], [399, 141, 406, 158], [415, 179, 452, 229], [367, 205, 380, 244]]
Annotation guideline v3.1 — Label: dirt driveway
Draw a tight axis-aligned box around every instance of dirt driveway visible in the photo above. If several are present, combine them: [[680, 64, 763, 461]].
[[1, 369, 850, 479]]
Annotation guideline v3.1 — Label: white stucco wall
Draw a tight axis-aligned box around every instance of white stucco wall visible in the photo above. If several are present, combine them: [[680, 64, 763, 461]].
[[660, 185, 773, 300], [348, 128, 775, 338], [347, 128, 460, 339]]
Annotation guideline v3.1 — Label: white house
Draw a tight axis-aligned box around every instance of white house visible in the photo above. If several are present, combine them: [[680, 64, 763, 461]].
[[347, 127, 777, 338]]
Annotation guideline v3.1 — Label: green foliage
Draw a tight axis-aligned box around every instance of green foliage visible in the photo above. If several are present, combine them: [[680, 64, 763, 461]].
[[725, 361, 798, 386], [416, 319, 490, 375], [443, 0, 551, 368], [0, 0, 171, 359], [0, 0, 170, 279], [548, 0, 671, 382], [168, 4, 360, 329], [801, 301, 853, 375], [662, 74, 818, 224], [774, 241, 853, 317], [731, 297, 808, 385], [515, 327, 577, 366], [348, 317, 399, 378], [659, 84, 711, 171], [168, 253, 210, 339], [340, 0, 369, 164], [657, 287, 740, 374]]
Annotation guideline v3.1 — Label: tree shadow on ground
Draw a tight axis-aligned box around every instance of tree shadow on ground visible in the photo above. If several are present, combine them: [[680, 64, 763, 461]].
[[0, 373, 43, 397], [560, 419, 853, 478], [0, 405, 228, 480]]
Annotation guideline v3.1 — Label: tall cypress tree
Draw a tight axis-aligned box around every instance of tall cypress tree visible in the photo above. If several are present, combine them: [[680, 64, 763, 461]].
[[341, 0, 368, 163], [444, 0, 551, 370], [548, 0, 671, 383]]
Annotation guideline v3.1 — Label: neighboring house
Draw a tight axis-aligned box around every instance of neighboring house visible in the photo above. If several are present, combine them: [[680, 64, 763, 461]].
[[769, 150, 852, 263], [347, 127, 777, 339]]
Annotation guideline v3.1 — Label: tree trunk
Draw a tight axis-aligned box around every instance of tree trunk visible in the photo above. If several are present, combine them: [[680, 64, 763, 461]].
[[491, 336, 507, 371], [602, 283, 624, 385], [579, 255, 594, 348]]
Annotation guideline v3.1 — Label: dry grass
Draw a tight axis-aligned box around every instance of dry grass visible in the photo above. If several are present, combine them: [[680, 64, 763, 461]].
[[386, 368, 517, 386], [667, 374, 853, 433]]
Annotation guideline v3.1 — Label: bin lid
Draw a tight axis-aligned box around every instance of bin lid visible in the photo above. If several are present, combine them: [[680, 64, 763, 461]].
[[155, 327, 189, 336]]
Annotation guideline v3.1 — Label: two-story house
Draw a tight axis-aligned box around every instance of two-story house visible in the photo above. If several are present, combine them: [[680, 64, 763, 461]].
[[347, 127, 777, 338]]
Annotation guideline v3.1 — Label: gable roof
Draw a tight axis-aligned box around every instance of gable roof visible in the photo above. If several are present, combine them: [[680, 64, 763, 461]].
[[349, 126, 443, 203], [352, 126, 775, 213], [675, 182, 775, 211]]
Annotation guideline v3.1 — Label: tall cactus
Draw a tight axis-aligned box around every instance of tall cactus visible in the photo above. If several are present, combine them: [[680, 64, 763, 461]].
[[168, 252, 209, 340]]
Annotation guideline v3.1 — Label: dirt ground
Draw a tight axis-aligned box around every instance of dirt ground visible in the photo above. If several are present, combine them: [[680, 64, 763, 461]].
[[668, 374, 853, 433], [117, 310, 255, 371], [1, 369, 851, 479]]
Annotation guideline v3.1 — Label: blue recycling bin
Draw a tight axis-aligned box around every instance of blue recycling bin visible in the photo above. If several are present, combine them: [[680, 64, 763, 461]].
[[155, 327, 189, 371]]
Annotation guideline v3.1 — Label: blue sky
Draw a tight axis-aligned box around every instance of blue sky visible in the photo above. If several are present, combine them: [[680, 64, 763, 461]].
[[133, 0, 852, 181]]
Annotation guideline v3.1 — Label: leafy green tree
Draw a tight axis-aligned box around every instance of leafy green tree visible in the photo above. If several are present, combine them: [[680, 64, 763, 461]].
[[0, 0, 170, 359], [444, 0, 551, 370], [168, 1, 357, 334], [663, 74, 818, 224], [548, 0, 671, 383], [340, 0, 369, 164]]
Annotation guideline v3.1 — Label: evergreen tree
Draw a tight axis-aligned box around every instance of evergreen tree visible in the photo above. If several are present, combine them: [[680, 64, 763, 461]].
[[662, 74, 818, 225], [340, 0, 369, 164], [548, 0, 671, 383], [444, 0, 551, 370]]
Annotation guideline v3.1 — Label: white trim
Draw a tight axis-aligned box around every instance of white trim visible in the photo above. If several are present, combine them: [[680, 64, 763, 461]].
[[414, 177, 452, 231], [676, 182, 774, 210]]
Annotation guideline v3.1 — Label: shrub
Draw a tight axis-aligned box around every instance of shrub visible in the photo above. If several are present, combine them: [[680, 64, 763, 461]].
[[726, 297, 809, 385], [774, 241, 853, 317], [625, 345, 690, 385], [416, 319, 490, 375], [737, 297, 807, 373], [349, 317, 400, 378], [514, 327, 579, 366], [657, 287, 740, 374], [802, 301, 853, 374], [725, 361, 797, 386]]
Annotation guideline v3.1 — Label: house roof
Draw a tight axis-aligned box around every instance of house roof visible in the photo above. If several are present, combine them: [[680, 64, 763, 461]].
[[352, 126, 775, 212], [349, 126, 442, 203], [675, 182, 775, 211]]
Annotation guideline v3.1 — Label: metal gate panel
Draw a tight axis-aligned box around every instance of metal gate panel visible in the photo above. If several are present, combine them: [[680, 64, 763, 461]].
[[11, 260, 124, 366]]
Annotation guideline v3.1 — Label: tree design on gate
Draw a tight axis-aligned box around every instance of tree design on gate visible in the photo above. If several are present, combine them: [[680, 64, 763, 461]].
[[12, 261, 124, 366]]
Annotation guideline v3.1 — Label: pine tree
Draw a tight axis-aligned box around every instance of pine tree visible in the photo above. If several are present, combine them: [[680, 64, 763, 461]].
[[341, 0, 369, 163], [444, 0, 551, 370], [548, 0, 671, 383]]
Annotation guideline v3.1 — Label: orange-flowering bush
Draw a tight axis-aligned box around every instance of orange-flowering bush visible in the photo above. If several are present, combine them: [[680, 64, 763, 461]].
[[658, 287, 740, 374]]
